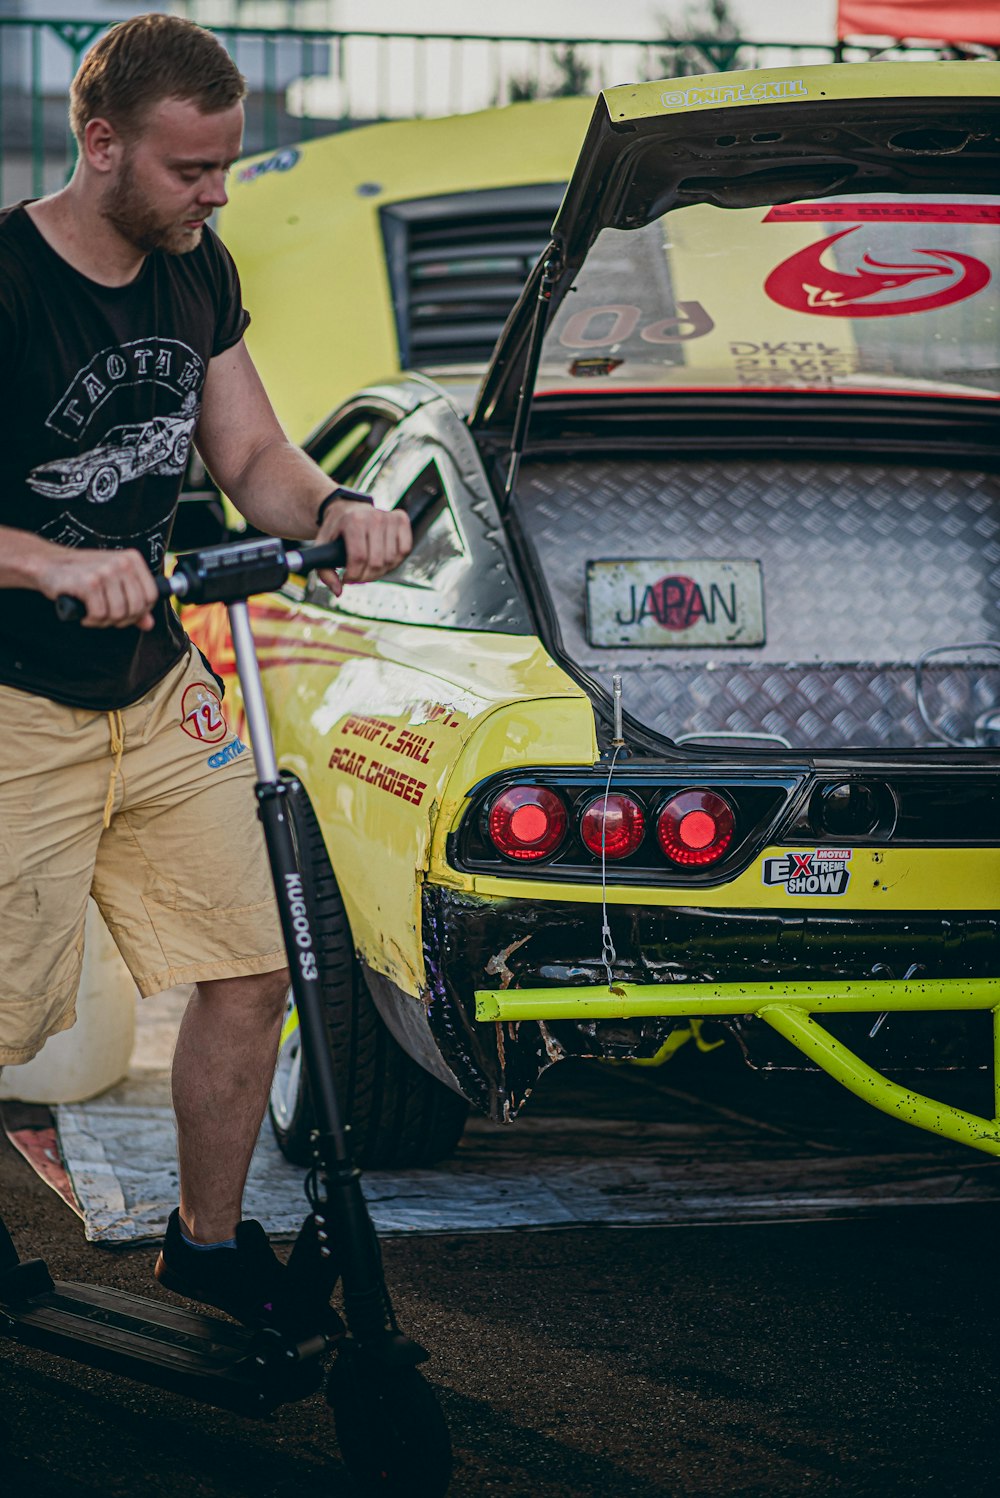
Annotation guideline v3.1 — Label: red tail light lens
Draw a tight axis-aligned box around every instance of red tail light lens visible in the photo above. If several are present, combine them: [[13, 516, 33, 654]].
[[488, 786, 567, 861], [579, 793, 645, 859], [657, 789, 735, 867]]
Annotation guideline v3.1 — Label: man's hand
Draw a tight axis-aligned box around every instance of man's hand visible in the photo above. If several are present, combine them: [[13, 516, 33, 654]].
[[197, 344, 416, 568], [38, 547, 159, 630], [316, 496, 412, 597]]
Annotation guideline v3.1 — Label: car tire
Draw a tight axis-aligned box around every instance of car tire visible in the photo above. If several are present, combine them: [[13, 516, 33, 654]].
[[88, 465, 120, 503], [269, 779, 469, 1169]]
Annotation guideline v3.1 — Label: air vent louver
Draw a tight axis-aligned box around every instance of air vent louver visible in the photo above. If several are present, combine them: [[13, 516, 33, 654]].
[[381, 185, 564, 369]]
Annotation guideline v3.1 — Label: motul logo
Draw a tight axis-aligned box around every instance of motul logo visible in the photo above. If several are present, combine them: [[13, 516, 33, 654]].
[[764, 204, 993, 318]]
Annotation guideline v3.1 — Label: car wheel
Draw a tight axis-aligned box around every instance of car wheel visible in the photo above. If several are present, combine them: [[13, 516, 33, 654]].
[[88, 465, 120, 502], [269, 779, 469, 1169], [170, 433, 190, 468]]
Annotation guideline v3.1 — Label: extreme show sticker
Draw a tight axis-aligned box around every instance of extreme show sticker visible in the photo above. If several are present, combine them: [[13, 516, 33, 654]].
[[762, 849, 852, 896]]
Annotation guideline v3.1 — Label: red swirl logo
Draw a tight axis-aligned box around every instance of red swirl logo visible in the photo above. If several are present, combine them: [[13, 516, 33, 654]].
[[765, 225, 991, 318]]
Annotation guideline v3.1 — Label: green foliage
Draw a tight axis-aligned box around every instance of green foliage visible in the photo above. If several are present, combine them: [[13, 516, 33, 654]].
[[551, 45, 592, 98], [507, 42, 592, 104], [508, 75, 541, 103], [654, 0, 750, 78]]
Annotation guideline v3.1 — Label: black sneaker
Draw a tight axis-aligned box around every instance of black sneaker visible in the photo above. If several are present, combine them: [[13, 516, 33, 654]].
[[154, 1209, 344, 1340]]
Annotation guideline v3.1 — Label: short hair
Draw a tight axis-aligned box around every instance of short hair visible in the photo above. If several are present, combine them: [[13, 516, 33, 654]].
[[69, 13, 246, 144]]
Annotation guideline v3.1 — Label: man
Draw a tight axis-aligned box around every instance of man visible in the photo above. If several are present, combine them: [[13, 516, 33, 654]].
[[0, 14, 409, 1325]]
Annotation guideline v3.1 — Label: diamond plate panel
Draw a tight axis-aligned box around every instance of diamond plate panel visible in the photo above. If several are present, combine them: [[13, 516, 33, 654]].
[[516, 457, 1000, 748]]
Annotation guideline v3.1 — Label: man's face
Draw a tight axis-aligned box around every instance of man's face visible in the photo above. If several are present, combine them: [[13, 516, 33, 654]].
[[101, 96, 244, 255]]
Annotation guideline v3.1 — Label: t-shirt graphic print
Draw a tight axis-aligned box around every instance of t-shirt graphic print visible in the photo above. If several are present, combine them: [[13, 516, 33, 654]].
[[26, 343, 202, 571]]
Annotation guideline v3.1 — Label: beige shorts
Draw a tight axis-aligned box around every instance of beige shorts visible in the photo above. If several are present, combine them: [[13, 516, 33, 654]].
[[0, 646, 285, 1065]]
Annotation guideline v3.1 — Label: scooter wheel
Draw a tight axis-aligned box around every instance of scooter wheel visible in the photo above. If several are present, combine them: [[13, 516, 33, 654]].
[[327, 1356, 452, 1496]]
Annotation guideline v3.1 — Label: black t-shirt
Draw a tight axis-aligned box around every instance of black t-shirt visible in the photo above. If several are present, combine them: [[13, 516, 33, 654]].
[[0, 204, 249, 709]]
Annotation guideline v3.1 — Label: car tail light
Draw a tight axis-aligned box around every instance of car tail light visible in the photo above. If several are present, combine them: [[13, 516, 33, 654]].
[[488, 786, 567, 861], [656, 789, 735, 867], [579, 793, 645, 859]]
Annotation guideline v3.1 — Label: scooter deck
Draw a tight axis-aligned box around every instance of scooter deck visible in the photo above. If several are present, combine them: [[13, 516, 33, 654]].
[[0, 1278, 321, 1414]]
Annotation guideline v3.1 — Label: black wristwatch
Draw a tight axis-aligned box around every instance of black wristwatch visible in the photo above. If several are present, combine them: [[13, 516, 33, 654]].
[[316, 487, 374, 527]]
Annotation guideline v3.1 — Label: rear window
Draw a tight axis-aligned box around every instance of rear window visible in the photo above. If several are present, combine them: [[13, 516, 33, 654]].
[[537, 194, 1000, 401]]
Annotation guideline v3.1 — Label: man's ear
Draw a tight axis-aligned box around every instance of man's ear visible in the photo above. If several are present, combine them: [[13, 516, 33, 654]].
[[82, 116, 124, 174]]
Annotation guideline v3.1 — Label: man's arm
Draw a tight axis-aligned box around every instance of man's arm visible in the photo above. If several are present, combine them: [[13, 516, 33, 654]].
[[195, 341, 410, 594], [0, 527, 157, 630]]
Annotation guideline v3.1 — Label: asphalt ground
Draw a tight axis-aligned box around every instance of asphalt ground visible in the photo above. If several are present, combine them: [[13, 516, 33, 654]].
[[2, 1051, 1000, 1498]]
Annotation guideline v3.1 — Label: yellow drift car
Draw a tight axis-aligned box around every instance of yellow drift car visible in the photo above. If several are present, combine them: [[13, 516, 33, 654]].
[[185, 64, 1000, 1169]]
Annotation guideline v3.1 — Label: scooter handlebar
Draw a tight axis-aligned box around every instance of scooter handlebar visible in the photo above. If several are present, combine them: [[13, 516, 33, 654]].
[[55, 536, 349, 621]]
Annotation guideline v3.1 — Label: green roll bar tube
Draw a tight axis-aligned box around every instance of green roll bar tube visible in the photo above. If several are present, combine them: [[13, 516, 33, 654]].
[[473, 978, 1000, 1155]]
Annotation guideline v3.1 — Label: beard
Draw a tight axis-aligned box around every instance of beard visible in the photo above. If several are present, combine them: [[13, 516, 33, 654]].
[[101, 155, 203, 256]]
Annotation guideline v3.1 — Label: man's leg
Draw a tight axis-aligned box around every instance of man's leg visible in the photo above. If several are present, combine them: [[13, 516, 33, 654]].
[[171, 965, 289, 1244]]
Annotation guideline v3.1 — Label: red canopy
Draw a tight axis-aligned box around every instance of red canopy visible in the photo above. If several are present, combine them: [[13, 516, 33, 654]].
[[837, 0, 1000, 44]]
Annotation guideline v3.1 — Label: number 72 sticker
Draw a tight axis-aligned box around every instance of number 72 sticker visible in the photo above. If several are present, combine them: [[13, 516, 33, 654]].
[[180, 682, 229, 744]]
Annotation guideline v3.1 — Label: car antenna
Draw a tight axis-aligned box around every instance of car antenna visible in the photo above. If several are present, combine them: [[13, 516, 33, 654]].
[[503, 247, 561, 508], [600, 674, 627, 991], [612, 673, 625, 749]]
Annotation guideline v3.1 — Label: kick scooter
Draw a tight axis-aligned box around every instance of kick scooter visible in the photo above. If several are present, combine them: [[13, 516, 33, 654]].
[[0, 534, 452, 1497]]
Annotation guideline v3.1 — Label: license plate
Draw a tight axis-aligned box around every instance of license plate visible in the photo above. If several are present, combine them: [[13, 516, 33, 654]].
[[586, 559, 765, 648]]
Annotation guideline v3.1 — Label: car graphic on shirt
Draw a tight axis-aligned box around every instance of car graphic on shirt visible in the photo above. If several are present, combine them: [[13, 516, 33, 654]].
[[26, 411, 196, 503]]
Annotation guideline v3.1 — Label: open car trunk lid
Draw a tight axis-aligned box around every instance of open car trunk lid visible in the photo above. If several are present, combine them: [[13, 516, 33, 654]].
[[475, 60, 1000, 753]]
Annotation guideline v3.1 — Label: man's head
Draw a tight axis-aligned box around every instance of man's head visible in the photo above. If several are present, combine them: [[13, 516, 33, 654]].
[[70, 14, 245, 150], [70, 14, 246, 255]]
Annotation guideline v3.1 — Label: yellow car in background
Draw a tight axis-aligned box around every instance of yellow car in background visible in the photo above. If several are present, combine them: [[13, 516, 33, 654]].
[[184, 64, 1000, 1170], [218, 97, 592, 442]]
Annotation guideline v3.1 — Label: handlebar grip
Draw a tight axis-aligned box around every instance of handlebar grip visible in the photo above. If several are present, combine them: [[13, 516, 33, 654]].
[[292, 538, 347, 574], [55, 574, 175, 624], [55, 593, 86, 623]]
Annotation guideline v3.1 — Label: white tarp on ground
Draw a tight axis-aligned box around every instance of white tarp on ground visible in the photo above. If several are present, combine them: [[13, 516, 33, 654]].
[[54, 1068, 1000, 1244]]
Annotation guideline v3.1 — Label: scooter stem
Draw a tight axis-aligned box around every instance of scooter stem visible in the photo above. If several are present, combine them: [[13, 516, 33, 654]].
[[226, 599, 350, 1157], [228, 601, 279, 783]]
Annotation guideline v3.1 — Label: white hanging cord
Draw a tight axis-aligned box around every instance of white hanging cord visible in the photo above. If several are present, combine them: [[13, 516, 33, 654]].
[[600, 674, 627, 990], [600, 742, 623, 989]]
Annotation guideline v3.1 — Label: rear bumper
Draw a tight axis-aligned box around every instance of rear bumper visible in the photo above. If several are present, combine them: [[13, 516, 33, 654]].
[[419, 883, 999, 1122]]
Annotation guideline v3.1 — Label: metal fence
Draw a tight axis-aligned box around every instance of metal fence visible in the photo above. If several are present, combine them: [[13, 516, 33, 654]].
[[0, 16, 988, 203]]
